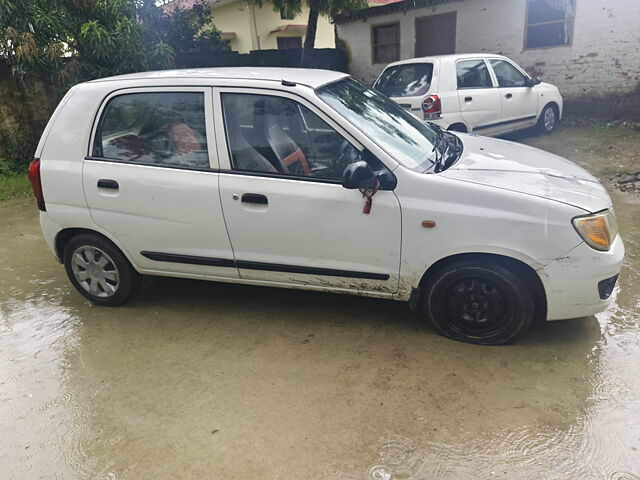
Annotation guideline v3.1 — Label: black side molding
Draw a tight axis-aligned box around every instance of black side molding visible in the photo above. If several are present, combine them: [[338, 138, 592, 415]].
[[140, 251, 389, 281], [235, 260, 390, 280], [141, 251, 236, 268], [474, 115, 537, 131]]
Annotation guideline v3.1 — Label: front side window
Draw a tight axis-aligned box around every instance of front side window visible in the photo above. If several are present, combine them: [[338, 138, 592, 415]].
[[317, 78, 437, 172], [372, 23, 399, 64], [490, 60, 529, 87], [456, 60, 493, 89], [526, 0, 575, 48], [374, 63, 434, 98], [94, 92, 209, 169], [221, 93, 361, 180]]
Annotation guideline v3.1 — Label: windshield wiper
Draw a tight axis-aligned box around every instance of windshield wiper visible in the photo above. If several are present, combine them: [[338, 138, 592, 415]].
[[428, 124, 462, 173]]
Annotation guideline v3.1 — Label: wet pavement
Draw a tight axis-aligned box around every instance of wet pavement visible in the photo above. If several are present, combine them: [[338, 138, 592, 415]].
[[1, 126, 639, 479]]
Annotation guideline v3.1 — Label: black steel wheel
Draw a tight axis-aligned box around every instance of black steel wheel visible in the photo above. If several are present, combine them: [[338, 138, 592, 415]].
[[64, 233, 140, 306], [423, 260, 534, 345]]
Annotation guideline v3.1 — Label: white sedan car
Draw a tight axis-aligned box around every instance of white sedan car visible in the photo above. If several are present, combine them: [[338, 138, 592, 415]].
[[374, 54, 563, 136], [30, 68, 622, 345]]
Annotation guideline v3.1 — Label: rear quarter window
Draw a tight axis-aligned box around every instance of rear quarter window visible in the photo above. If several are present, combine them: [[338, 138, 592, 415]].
[[375, 63, 433, 98], [92, 92, 209, 169]]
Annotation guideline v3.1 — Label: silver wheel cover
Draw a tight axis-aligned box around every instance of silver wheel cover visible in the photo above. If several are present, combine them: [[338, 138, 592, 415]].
[[71, 246, 120, 298], [543, 107, 556, 131]]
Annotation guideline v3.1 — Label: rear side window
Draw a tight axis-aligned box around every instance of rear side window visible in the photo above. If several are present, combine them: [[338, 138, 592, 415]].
[[375, 63, 433, 98], [456, 60, 493, 89], [93, 92, 209, 169], [489, 60, 528, 87]]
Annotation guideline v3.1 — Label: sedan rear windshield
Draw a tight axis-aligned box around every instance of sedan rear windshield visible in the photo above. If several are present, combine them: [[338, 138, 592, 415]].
[[317, 78, 437, 171], [374, 63, 434, 98]]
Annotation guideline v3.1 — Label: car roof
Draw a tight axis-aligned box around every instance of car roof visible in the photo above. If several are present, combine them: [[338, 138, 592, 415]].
[[87, 67, 350, 89], [384, 53, 508, 68]]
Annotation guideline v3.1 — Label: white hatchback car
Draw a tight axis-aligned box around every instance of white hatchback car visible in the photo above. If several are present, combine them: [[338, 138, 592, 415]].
[[29, 68, 622, 345], [374, 54, 563, 136]]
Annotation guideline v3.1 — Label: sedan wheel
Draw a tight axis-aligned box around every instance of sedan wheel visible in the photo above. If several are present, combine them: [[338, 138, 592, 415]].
[[537, 104, 557, 134], [423, 260, 534, 345], [71, 246, 120, 298], [64, 233, 140, 306]]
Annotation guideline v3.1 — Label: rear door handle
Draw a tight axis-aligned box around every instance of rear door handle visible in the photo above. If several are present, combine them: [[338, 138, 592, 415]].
[[505, 93, 513, 99], [241, 193, 268, 205], [464, 96, 473, 102], [97, 179, 119, 189]]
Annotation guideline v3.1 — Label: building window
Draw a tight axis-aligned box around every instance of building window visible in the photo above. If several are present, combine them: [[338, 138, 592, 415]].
[[280, 7, 294, 20], [372, 23, 399, 64], [277, 36, 302, 50], [525, 0, 576, 48]]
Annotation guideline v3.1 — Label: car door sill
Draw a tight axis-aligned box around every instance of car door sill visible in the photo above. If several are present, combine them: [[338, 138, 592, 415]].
[[140, 251, 390, 281]]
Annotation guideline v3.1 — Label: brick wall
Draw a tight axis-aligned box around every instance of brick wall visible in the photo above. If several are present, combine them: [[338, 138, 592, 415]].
[[336, 0, 640, 99]]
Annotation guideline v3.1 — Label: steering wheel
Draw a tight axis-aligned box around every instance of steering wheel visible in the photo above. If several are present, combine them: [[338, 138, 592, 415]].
[[335, 139, 361, 173]]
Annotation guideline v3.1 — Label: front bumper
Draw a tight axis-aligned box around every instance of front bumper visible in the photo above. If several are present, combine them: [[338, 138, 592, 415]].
[[538, 234, 625, 321]]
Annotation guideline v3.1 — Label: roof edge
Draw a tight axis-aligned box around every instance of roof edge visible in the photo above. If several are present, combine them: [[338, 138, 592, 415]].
[[335, 0, 461, 24]]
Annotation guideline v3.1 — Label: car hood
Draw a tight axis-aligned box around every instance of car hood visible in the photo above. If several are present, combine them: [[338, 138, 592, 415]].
[[441, 134, 611, 212]]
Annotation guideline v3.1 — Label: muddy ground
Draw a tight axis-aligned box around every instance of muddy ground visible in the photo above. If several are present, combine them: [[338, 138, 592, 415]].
[[1, 126, 639, 479]]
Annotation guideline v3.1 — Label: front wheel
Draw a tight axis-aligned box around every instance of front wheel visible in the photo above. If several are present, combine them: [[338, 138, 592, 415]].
[[422, 261, 534, 345], [536, 104, 558, 134], [63, 233, 140, 306]]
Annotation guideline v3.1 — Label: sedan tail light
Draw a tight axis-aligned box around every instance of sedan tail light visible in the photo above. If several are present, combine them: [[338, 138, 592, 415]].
[[422, 94, 442, 120], [27, 158, 46, 211]]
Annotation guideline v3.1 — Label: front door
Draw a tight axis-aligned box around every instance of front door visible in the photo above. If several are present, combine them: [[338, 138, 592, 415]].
[[415, 12, 456, 57], [488, 59, 539, 132], [455, 59, 502, 135], [83, 87, 238, 279], [214, 88, 401, 294]]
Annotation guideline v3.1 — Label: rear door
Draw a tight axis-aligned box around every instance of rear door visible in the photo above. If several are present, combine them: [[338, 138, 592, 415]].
[[213, 87, 401, 294], [488, 59, 539, 131], [83, 87, 238, 279], [455, 59, 502, 135]]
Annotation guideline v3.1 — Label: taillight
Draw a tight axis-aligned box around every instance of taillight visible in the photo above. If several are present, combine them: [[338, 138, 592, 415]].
[[27, 158, 46, 211], [422, 94, 442, 120]]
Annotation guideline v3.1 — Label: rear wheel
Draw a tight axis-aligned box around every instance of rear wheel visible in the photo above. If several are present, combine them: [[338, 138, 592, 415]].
[[422, 260, 534, 345], [63, 233, 140, 306], [536, 104, 558, 134]]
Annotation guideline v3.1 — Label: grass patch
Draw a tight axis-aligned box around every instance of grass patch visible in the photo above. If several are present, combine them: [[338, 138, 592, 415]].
[[0, 174, 32, 201]]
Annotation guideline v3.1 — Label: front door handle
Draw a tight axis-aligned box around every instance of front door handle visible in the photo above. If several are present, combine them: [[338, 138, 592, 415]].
[[505, 93, 513, 99], [464, 96, 473, 102], [241, 193, 268, 205], [97, 179, 119, 189]]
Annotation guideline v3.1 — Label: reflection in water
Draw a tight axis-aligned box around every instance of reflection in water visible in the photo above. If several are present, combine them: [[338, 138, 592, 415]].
[[1, 181, 639, 479]]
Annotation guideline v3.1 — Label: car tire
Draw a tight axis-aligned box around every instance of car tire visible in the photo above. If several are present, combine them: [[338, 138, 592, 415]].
[[536, 104, 558, 134], [63, 233, 140, 306], [422, 260, 534, 345]]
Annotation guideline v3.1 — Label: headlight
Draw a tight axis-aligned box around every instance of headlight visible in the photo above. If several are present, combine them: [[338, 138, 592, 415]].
[[572, 210, 618, 251]]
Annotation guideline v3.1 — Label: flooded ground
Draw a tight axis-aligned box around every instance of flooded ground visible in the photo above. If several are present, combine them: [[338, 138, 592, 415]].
[[1, 126, 639, 479]]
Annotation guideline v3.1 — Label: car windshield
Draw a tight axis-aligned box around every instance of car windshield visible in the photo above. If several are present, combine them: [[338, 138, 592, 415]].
[[316, 78, 437, 171], [374, 63, 434, 98]]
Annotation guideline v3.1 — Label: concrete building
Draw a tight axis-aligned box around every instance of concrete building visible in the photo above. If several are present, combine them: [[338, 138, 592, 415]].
[[335, 0, 640, 99]]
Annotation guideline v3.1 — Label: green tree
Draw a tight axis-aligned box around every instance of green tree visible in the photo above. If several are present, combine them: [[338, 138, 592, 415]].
[[0, 0, 228, 85], [256, 0, 366, 65]]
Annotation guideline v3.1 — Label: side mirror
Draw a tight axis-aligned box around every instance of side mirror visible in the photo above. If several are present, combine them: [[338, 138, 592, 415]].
[[527, 76, 542, 87], [341, 161, 378, 189]]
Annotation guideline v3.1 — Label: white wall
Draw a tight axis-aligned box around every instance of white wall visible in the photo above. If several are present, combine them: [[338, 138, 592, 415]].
[[336, 0, 640, 98]]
